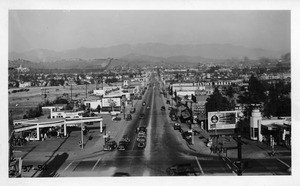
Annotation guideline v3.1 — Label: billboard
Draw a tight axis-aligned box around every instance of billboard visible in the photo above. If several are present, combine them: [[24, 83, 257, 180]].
[[102, 98, 121, 107], [192, 103, 206, 120], [208, 111, 238, 130]]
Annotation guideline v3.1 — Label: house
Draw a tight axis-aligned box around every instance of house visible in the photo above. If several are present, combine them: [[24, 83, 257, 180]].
[[16, 65, 29, 73], [19, 82, 31, 88]]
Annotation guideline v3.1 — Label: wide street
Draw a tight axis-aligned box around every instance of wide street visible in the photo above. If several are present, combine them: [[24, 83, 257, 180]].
[[56, 74, 233, 176], [13, 73, 291, 177]]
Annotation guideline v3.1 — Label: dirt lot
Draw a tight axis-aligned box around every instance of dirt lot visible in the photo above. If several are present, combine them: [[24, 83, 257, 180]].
[[9, 85, 99, 120]]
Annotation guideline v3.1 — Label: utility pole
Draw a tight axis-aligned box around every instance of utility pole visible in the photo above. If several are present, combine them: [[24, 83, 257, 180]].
[[70, 84, 73, 103], [41, 88, 49, 104], [237, 134, 242, 175], [85, 83, 87, 99], [81, 123, 84, 149]]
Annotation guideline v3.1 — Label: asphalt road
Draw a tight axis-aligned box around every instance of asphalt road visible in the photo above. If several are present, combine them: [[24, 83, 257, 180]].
[[53, 73, 235, 176], [15, 73, 291, 177]]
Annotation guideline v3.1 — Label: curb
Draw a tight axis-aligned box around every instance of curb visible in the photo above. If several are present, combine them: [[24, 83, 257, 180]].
[[186, 142, 197, 152]]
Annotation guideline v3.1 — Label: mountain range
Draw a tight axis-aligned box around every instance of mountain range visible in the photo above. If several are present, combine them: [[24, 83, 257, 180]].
[[9, 43, 287, 63]]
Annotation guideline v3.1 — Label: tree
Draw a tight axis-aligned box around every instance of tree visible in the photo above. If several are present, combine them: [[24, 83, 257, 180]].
[[264, 81, 291, 117], [238, 75, 266, 105], [184, 95, 189, 100], [205, 87, 232, 113]]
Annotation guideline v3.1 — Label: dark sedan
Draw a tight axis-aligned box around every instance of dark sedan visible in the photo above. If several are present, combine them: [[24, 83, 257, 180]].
[[166, 164, 196, 176], [103, 140, 117, 151], [117, 140, 129, 151], [139, 113, 145, 119], [173, 123, 181, 130]]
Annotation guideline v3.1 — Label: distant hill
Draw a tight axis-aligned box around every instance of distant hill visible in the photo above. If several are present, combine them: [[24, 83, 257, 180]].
[[9, 43, 287, 62], [9, 59, 44, 69], [9, 58, 111, 71]]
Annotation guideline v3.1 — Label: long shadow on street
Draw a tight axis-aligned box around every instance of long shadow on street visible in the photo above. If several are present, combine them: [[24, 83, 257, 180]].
[[37, 152, 69, 177]]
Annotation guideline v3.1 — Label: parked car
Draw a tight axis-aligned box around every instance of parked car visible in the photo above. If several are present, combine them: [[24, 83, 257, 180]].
[[146, 106, 150, 110], [161, 106, 166, 111], [130, 108, 136, 113], [166, 164, 196, 176], [171, 115, 178, 121], [121, 135, 130, 143], [193, 129, 200, 135], [139, 113, 145, 119], [118, 140, 129, 151], [142, 101, 146, 106], [173, 123, 181, 130], [126, 114, 132, 121], [113, 172, 130, 177], [103, 140, 117, 151], [182, 131, 193, 144]]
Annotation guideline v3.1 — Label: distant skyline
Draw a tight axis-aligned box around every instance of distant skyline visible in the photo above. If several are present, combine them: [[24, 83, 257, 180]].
[[9, 10, 290, 53]]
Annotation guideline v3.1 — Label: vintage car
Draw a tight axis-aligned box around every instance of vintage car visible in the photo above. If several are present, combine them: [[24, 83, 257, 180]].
[[117, 140, 129, 151], [139, 113, 145, 119], [173, 123, 181, 130], [103, 140, 117, 151], [126, 114, 132, 121], [166, 164, 196, 176], [130, 108, 136, 113], [137, 137, 146, 148]]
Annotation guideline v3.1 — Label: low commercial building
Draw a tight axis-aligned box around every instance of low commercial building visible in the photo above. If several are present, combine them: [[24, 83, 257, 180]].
[[250, 109, 291, 147]]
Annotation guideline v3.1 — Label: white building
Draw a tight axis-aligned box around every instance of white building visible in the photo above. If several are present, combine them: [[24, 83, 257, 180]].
[[84, 100, 102, 110], [19, 82, 31, 88]]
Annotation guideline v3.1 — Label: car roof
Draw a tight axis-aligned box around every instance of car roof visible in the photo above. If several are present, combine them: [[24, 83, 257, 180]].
[[107, 140, 116, 143]]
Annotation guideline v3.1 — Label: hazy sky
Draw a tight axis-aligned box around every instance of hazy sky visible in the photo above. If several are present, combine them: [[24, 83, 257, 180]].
[[9, 10, 290, 52]]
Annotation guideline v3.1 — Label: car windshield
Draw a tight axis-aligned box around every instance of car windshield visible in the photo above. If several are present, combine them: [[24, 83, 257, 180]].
[[119, 141, 127, 145]]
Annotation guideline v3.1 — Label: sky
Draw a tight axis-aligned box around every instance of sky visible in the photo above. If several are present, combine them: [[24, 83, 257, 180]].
[[9, 10, 290, 53]]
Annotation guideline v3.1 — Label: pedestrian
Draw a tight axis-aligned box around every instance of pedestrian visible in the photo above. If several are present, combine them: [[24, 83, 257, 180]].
[[44, 132, 47, 139]]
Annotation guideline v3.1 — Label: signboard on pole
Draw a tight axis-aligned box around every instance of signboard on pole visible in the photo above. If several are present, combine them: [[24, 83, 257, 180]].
[[102, 98, 121, 107], [192, 103, 206, 120], [208, 111, 238, 130]]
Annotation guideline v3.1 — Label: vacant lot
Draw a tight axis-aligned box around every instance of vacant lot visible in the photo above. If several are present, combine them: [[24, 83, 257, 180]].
[[9, 84, 99, 120]]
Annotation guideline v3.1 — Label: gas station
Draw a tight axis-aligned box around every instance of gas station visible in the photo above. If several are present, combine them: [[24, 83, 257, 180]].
[[13, 117, 104, 141]]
